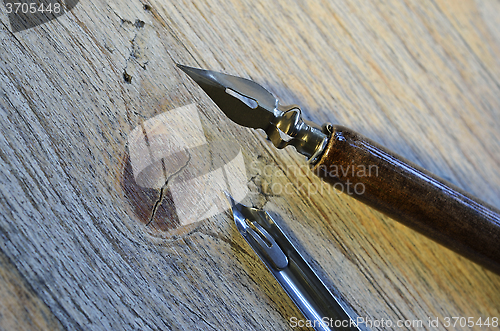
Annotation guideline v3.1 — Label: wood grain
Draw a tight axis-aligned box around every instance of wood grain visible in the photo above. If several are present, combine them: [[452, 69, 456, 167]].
[[0, 248, 64, 331], [0, 0, 499, 330]]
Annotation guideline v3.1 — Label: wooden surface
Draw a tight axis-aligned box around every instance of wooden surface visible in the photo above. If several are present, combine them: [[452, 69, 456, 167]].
[[0, 0, 499, 330]]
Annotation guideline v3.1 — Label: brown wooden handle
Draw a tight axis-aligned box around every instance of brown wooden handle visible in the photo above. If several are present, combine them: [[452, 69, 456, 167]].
[[313, 125, 500, 274]]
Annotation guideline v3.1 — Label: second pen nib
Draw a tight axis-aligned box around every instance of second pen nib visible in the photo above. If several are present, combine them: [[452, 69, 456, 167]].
[[223, 191, 359, 331]]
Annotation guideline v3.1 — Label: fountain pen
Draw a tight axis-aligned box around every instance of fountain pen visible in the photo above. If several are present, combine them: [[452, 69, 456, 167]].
[[178, 64, 500, 274]]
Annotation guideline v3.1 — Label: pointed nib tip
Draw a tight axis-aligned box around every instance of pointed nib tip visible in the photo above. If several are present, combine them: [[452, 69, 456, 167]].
[[223, 190, 236, 208], [175, 64, 212, 85], [176, 63, 191, 73]]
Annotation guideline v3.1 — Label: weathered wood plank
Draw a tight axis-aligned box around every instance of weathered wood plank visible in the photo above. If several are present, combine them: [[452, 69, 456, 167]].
[[0, 249, 64, 330], [0, 0, 499, 330]]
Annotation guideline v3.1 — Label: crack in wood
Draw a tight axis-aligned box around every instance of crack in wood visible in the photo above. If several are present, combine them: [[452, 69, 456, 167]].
[[146, 152, 192, 226]]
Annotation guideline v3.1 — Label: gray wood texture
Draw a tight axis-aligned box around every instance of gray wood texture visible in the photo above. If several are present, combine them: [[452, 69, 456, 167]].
[[0, 0, 499, 330]]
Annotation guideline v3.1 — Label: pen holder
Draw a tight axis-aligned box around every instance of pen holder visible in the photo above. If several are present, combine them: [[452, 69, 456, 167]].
[[313, 125, 500, 274]]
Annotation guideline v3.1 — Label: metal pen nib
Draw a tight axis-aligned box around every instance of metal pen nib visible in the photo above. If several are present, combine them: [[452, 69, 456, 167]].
[[178, 64, 328, 163], [224, 192, 359, 331], [224, 192, 288, 270]]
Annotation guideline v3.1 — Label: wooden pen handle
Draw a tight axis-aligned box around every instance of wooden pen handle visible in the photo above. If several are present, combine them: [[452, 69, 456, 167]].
[[312, 125, 500, 274]]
